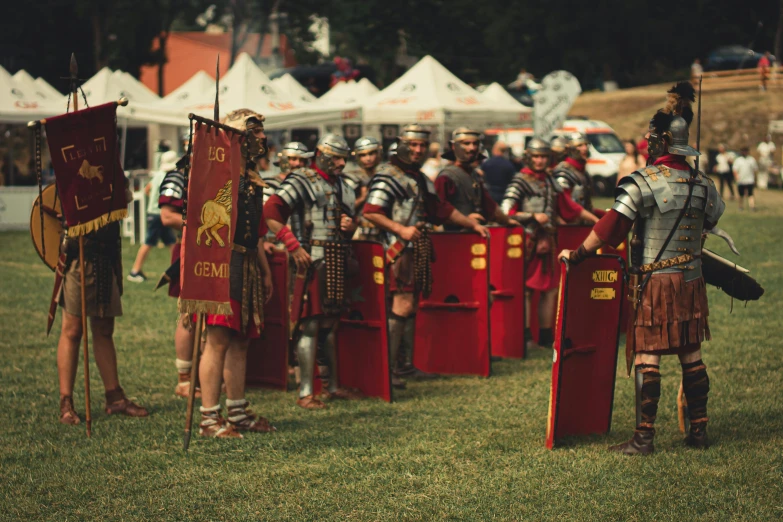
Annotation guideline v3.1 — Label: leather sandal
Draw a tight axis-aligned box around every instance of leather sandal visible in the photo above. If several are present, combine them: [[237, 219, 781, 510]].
[[200, 416, 242, 438], [105, 397, 149, 417], [608, 430, 655, 455], [296, 394, 327, 410], [327, 388, 364, 400], [175, 381, 201, 399], [59, 396, 81, 425]]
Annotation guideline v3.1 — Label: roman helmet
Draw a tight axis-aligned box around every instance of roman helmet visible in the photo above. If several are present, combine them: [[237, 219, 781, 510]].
[[274, 141, 313, 171], [441, 127, 483, 163], [314, 133, 351, 173], [352, 136, 381, 168], [648, 82, 698, 158], [550, 136, 568, 163], [523, 137, 552, 167], [387, 141, 398, 158], [221, 109, 267, 163], [395, 124, 431, 166], [566, 132, 590, 160]]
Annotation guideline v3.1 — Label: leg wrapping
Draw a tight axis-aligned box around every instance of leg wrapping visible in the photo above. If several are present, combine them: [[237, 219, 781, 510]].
[[636, 363, 661, 433], [682, 359, 710, 429]]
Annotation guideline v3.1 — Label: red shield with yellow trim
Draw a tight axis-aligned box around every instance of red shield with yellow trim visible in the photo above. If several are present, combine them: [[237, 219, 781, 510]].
[[336, 241, 392, 402], [546, 255, 625, 449], [414, 232, 491, 377], [489, 226, 526, 358], [246, 250, 290, 389]]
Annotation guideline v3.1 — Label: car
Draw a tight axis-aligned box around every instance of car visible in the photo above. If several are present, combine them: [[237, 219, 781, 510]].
[[703, 46, 774, 72], [484, 119, 626, 196]]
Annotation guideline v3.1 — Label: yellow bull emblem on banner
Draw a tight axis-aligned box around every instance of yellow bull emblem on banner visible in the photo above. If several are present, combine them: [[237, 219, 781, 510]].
[[197, 180, 232, 247], [77, 160, 104, 183]]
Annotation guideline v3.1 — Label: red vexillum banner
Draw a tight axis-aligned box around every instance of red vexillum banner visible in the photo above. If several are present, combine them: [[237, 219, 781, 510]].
[[178, 123, 243, 316], [44, 102, 128, 236]]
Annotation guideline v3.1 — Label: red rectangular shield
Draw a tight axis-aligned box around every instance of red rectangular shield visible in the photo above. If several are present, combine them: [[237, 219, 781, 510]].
[[336, 241, 392, 402], [414, 232, 491, 377], [546, 255, 625, 449], [247, 250, 290, 389], [557, 224, 630, 327], [179, 124, 242, 315], [489, 226, 526, 359]]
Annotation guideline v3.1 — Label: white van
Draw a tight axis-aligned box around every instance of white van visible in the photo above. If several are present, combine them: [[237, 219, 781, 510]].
[[484, 118, 626, 196]]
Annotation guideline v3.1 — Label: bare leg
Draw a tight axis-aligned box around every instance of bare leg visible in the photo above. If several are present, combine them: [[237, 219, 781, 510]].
[[748, 195, 756, 210], [130, 244, 152, 273], [223, 336, 250, 401], [57, 310, 82, 397], [538, 288, 557, 329], [200, 326, 232, 409], [90, 317, 120, 392]]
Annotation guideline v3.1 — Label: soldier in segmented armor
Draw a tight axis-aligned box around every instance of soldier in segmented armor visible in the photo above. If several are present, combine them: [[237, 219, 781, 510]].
[[436, 127, 514, 230], [263, 142, 313, 255], [362, 124, 489, 389], [345, 136, 382, 239], [501, 138, 598, 351], [561, 82, 724, 455], [553, 132, 604, 218], [198, 109, 276, 439], [157, 152, 199, 399], [264, 134, 361, 409]]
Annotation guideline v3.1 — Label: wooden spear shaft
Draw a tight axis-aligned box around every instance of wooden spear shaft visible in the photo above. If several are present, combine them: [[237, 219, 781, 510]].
[[70, 54, 91, 438], [183, 313, 203, 451]]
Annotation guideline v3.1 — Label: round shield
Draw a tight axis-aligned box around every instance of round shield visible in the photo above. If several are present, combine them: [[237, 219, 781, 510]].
[[30, 184, 63, 271]]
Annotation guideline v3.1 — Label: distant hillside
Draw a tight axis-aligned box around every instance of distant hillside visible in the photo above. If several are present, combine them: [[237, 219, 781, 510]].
[[570, 84, 783, 155]]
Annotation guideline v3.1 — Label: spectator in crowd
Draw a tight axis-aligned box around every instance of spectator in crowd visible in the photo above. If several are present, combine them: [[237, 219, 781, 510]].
[[714, 144, 735, 199], [757, 135, 776, 189], [733, 146, 758, 211], [127, 151, 179, 282], [617, 139, 646, 185], [480, 141, 517, 204], [691, 58, 703, 85], [758, 51, 772, 91], [420, 142, 443, 182]]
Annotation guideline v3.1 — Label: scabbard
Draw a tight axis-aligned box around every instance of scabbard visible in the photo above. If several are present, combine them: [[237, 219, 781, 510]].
[[47, 252, 67, 336], [289, 263, 312, 339], [386, 239, 407, 265], [155, 258, 181, 292], [624, 272, 639, 376]]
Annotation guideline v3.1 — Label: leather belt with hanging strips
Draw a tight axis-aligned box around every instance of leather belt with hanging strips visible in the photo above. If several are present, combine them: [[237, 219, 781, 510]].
[[638, 253, 696, 274], [311, 239, 348, 314], [230, 243, 263, 334]]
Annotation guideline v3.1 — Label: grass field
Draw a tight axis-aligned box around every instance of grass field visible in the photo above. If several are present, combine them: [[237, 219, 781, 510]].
[[1, 191, 782, 521]]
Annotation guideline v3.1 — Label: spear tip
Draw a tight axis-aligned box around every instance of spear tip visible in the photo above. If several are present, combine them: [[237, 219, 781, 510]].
[[69, 53, 78, 78]]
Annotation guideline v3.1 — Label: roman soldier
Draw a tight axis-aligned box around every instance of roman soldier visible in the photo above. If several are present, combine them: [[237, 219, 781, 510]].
[[157, 151, 198, 399], [346, 136, 382, 240], [549, 136, 568, 168], [553, 133, 604, 217], [56, 197, 148, 425], [264, 134, 361, 409], [436, 127, 514, 230], [362, 124, 489, 389], [559, 82, 724, 454], [266, 141, 313, 202], [198, 109, 275, 438], [500, 138, 598, 351]]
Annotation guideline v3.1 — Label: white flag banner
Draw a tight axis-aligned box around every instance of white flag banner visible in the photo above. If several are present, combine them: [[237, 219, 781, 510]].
[[532, 71, 582, 140]]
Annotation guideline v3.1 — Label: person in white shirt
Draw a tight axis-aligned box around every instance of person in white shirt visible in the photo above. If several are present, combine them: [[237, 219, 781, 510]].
[[733, 146, 758, 211], [757, 136, 776, 189], [713, 144, 735, 199]]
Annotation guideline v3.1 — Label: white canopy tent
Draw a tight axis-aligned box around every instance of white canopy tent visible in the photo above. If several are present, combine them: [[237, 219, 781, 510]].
[[362, 56, 527, 134], [161, 70, 216, 109], [184, 53, 358, 128], [34, 77, 62, 99], [70, 67, 185, 127], [0, 66, 63, 123], [319, 78, 379, 107], [271, 73, 317, 103]]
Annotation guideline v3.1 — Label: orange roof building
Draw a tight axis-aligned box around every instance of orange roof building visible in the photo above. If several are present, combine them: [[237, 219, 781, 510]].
[[141, 32, 296, 96]]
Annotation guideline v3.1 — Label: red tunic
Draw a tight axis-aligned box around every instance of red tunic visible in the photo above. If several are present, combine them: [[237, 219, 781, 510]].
[[507, 168, 585, 291]]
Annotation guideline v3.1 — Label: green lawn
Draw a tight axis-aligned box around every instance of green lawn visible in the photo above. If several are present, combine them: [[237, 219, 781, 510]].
[[1, 191, 782, 521]]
